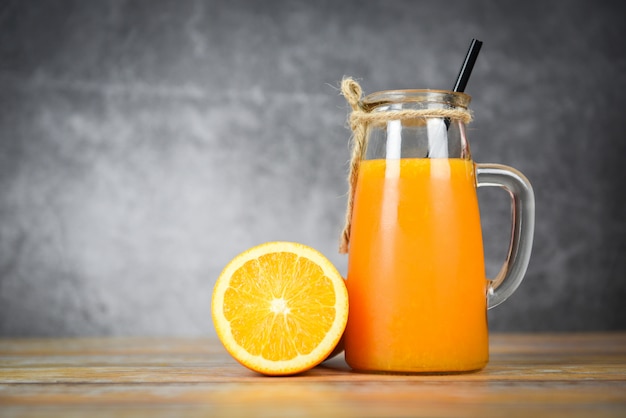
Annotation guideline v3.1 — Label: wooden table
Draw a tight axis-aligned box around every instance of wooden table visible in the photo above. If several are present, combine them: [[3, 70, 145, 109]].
[[1, 333, 625, 417]]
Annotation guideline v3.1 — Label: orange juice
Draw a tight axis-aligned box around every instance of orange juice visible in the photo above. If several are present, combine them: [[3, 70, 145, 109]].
[[345, 158, 489, 373]]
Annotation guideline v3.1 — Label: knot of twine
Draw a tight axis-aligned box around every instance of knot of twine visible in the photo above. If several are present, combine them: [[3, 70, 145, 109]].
[[338, 77, 473, 254]]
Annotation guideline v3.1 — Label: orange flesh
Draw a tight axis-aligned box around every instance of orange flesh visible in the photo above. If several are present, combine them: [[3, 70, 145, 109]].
[[223, 253, 337, 362], [345, 158, 489, 372]]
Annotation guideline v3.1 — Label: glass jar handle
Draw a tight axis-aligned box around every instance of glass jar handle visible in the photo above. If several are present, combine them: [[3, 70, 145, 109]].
[[476, 163, 535, 309]]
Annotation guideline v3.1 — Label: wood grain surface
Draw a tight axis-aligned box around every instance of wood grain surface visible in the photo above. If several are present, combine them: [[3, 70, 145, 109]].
[[1, 333, 625, 417]]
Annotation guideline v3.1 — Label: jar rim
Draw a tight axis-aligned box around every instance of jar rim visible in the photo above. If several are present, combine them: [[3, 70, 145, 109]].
[[361, 89, 471, 111]]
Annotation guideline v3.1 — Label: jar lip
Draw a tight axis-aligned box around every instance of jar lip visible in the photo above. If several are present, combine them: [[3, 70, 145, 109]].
[[361, 89, 471, 111]]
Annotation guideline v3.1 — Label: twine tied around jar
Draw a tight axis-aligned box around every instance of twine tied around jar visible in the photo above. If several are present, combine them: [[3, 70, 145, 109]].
[[338, 77, 474, 254]]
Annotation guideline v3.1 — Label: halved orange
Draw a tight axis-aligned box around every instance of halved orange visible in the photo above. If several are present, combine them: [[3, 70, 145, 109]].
[[211, 241, 348, 376]]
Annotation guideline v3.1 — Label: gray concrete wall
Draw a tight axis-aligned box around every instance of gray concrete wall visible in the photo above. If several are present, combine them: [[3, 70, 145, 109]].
[[1, 0, 624, 336]]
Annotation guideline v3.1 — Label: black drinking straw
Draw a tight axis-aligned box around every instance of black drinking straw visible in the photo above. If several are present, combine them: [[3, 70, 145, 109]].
[[452, 38, 483, 92], [445, 38, 483, 129]]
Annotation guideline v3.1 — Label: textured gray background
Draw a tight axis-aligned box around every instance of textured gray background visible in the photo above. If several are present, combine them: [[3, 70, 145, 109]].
[[1, 0, 625, 337]]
